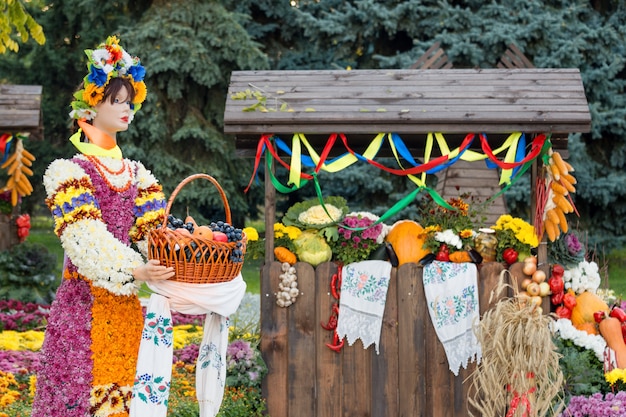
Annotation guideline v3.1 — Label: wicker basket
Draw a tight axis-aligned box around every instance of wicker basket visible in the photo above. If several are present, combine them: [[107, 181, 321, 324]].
[[148, 174, 246, 284]]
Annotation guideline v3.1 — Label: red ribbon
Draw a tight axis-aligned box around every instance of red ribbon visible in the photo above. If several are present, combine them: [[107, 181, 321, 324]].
[[480, 133, 546, 169]]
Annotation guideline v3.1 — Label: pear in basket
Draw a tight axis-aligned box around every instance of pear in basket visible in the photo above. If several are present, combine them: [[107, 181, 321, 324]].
[[193, 225, 214, 240]]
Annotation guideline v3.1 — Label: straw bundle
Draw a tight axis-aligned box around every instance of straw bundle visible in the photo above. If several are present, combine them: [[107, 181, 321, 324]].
[[468, 270, 564, 417]]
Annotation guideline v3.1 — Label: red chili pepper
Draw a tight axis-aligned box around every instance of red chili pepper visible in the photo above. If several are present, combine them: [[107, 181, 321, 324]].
[[555, 306, 572, 319], [326, 332, 345, 352], [320, 314, 337, 331], [610, 307, 626, 323], [594, 311, 607, 323], [548, 277, 564, 294], [330, 273, 340, 300], [563, 293, 577, 310], [550, 291, 564, 306], [503, 248, 518, 265]]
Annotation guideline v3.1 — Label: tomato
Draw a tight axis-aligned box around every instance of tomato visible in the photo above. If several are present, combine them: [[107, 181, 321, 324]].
[[551, 291, 564, 306]]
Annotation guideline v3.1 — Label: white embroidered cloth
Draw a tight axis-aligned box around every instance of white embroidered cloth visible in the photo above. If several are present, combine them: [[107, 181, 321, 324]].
[[422, 260, 481, 376], [336, 260, 392, 354], [129, 274, 246, 417]]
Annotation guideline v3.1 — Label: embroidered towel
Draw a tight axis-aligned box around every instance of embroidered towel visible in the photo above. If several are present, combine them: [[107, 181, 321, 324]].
[[130, 274, 246, 417], [336, 260, 392, 354], [422, 260, 481, 376]]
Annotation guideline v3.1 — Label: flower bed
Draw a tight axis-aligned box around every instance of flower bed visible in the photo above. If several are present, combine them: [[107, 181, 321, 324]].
[[0, 296, 266, 417]]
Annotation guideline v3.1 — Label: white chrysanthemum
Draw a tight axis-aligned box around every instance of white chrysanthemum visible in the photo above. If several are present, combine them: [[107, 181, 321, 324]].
[[563, 260, 602, 294], [551, 318, 606, 362], [61, 219, 144, 296], [134, 161, 159, 189], [435, 229, 463, 249], [298, 204, 342, 225], [118, 50, 134, 74], [43, 159, 88, 194]]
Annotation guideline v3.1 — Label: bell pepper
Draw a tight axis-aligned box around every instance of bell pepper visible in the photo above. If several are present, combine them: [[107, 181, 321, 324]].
[[594, 310, 607, 323], [502, 248, 518, 265], [563, 292, 577, 311], [548, 277, 564, 294], [436, 244, 450, 262], [551, 264, 565, 278], [555, 306, 572, 319], [610, 307, 626, 323], [550, 291, 564, 306]]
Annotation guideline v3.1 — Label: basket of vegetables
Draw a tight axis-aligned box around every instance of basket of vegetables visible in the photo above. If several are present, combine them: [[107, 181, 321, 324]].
[[148, 174, 246, 284]]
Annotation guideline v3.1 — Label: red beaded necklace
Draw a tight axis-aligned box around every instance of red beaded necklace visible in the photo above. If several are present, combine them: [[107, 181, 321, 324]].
[[85, 155, 133, 192]]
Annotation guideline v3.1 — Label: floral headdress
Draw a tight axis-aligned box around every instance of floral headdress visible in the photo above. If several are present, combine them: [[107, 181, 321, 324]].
[[69, 36, 147, 121]]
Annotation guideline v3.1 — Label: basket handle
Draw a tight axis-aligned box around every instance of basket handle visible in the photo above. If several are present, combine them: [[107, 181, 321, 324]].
[[163, 174, 231, 225]]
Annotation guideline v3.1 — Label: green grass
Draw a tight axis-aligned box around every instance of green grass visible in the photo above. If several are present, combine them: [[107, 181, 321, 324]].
[[27, 216, 262, 294], [607, 246, 626, 299]]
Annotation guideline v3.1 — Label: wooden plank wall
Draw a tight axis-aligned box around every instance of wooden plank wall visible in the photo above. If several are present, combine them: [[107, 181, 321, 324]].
[[0, 84, 43, 134], [260, 261, 507, 417]]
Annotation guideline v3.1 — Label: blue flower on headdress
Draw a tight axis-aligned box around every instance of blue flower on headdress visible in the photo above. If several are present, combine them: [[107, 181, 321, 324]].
[[128, 64, 146, 82], [87, 65, 108, 87]]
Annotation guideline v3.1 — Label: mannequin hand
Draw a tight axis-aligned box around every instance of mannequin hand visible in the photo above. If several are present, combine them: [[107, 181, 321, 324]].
[[133, 259, 175, 282]]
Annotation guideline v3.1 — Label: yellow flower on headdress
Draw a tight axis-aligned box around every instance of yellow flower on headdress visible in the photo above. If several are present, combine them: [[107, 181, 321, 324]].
[[83, 84, 105, 107], [132, 81, 147, 104]]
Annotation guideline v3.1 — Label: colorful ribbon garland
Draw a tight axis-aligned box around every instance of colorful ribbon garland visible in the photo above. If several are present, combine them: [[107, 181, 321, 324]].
[[246, 132, 549, 229]]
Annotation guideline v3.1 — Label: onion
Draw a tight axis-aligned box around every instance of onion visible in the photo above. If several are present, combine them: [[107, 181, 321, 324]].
[[523, 261, 537, 276], [532, 270, 547, 284]]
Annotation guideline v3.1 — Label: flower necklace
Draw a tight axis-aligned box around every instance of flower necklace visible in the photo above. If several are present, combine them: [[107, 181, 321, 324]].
[[85, 155, 133, 192]]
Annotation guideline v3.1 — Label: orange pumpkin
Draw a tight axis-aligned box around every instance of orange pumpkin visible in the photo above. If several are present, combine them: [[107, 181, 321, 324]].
[[574, 321, 599, 336], [385, 220, 431, 266], [570, 291, 609, 328]]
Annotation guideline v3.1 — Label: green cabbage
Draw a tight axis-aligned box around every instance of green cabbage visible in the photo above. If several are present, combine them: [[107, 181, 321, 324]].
[[293, 230, 332, 266]]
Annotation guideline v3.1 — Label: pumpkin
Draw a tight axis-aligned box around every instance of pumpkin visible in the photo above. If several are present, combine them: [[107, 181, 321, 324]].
[[574, 321, 599, 336], [385, 220, 431, 266], [274, 246, 297, 265], [599, 316, 626, 368], [570, 291, 609, 328]]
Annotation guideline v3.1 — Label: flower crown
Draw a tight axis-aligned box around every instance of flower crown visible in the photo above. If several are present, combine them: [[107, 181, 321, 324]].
[[69, 36, 147, 121]]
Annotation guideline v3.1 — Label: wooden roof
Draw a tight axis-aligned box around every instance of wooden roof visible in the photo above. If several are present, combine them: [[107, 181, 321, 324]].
[[0, 84, 43, 137], [224, 68, 590, 156]]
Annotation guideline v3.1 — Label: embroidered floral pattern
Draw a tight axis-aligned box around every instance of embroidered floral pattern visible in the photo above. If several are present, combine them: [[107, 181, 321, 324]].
[[142, 312, 174, 348], [342, 266, 390, 305], [429, 285, 477, 328], [132, 373, 170, 406], [199, 342, 224, 383]]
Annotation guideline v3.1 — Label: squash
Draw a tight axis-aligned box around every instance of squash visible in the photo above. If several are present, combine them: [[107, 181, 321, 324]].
[[385, 220, 431, 266], [570, 291, 609, 328], [449, 251, 472, 263], [599, 316, 626, 368], [274, 246, 297, 265]]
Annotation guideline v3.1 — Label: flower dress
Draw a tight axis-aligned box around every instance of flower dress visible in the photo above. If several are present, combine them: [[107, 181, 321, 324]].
[[32, 154, 167, 417]]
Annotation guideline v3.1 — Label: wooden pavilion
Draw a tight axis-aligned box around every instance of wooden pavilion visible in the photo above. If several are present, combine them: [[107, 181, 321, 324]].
[[223, 67, 590, 417], [0, 84, 43, 250]]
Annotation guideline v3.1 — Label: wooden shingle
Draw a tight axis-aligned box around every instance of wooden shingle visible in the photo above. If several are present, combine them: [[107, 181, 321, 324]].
[[225, 68, 590, 156], [0, 84, 43, 136]]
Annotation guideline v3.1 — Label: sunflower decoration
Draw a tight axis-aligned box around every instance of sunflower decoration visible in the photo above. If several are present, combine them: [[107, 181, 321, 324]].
[[69, 36, 147, 121]]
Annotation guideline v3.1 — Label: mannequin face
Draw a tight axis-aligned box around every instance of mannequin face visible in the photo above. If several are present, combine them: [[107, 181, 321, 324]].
[[93, 86, 133, 139]]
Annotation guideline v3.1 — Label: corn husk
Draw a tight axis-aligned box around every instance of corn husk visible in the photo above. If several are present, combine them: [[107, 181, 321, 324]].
[[468, 269, 564, 417]]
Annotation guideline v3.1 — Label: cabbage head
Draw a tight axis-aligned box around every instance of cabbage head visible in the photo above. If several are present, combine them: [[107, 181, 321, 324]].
[[293, 230, 332, 266]]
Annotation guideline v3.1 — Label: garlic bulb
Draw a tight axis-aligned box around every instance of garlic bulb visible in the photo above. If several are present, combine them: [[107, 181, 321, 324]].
[[276, 261, 299, 307]]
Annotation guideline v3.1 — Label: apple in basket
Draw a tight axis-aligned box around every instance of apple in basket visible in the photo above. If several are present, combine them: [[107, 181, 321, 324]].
[[212, 231, 228, 243]]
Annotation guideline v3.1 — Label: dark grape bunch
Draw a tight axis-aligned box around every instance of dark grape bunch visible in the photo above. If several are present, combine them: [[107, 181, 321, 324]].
[[166, 214, 195, 233], [209, 221, 245, 263]]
